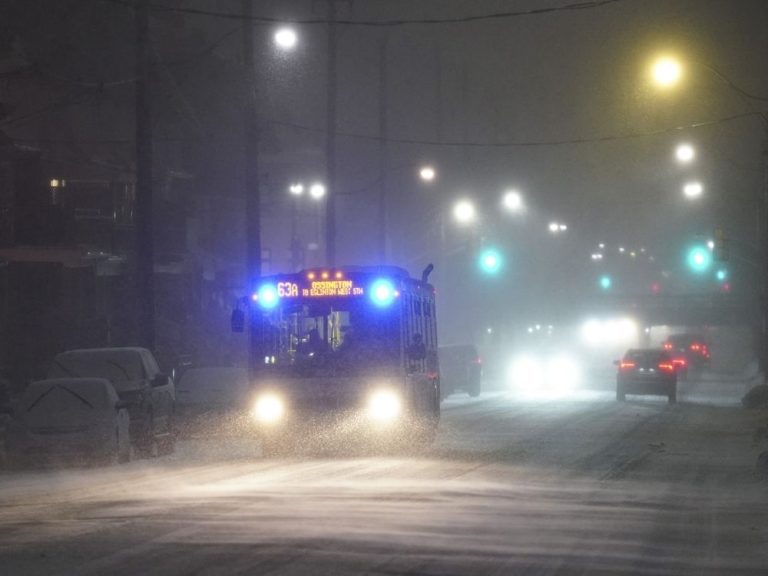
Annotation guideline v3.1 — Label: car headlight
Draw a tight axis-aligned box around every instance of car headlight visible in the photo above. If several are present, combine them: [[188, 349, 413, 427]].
[[546, 355, 581, 393], [509, 355, 544, 392], [252, 393, 285, 424], [367, 389, 402, 422]]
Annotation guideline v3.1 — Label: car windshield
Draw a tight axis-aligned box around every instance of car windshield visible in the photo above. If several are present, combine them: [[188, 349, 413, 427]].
[[47, 351, 145, 383], [255, 299, 401, 377]]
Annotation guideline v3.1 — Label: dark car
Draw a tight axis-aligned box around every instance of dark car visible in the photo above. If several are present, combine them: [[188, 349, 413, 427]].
[[662, 334, 710, 378], [616, 349, 677, 404], [439, 344, 482, 399]]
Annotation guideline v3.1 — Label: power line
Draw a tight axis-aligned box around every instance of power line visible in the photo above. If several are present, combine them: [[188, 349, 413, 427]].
[[8, 111, 761, 149], [268, 111, 762, 148], [102, 0, 626, 27]]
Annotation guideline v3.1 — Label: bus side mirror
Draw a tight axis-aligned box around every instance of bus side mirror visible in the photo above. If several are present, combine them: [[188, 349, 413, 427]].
[[231, 308, 245, 333]]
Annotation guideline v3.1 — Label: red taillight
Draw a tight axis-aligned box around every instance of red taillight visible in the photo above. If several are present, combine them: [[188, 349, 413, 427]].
[[690, 343, 701, 352], [658, 362, 675, 373], [473, 356, 482, 365], [662, 343, 672, 350], [672, 357, 687, 368], [619, 361, 636, 371]]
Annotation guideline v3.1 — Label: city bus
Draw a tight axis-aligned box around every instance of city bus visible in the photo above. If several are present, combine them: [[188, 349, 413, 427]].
[[231, 265, 440, 453]]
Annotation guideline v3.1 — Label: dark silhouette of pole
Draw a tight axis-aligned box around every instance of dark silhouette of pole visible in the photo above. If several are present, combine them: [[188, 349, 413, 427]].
[[376, 31, 389, 263], [242, 0, 261, 378], [325, 0, 338, 266], [134, 0, 155, 350]]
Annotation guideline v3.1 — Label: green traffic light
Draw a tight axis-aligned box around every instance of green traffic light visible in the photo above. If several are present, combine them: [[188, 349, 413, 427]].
[[478, 248, 503, 275], [686, 245, 712, 273], [599, 275, 612, 290], [716, 269, 727, 282]]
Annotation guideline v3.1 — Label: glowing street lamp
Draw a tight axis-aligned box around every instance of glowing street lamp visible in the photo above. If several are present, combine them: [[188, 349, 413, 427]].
[[651, 56, 683, 88], [453, 199, 476, 225], [502, 190, 524, 213], [274, 27, 298, 50], [683, 181, 704, 199], [309, 182, 326, 200], [419, 165, 436, 182], [675, 143, 695, 163], [289, 183, 304, 196]]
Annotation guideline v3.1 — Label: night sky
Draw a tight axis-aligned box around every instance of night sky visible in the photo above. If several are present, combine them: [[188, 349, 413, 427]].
[[1, 0, 766, 334]]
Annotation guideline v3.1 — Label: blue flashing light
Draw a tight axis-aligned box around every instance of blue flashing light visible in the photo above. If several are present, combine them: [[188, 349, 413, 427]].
[[370, 279, 396, 307], [478, 248, 503, 275], [256, 284, 279, 309]]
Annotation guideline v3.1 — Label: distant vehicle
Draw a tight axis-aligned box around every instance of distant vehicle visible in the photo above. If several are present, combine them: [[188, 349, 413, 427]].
[[3, 378, 131, 466], [662, 334, 710, 376], [47, 348, 176, 456], [616, 349, 677, 404], [439, 344, 482, 398], [232, 265, 440, 454], [176, 367, 249, 435]]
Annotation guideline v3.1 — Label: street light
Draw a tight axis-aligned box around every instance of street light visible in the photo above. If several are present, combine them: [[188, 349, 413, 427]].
[[288, 180, 325, 270], [683, 181, 704, 199], [675, 143, 695, 163], [650, 56, 683, 88], [289, 183, 304, 196], [309, 182, 326, 200], [419, 165, 436, 182], [274, 27, 298, 50], [502, 190, 524, 213], [453, 199, 476, 225]]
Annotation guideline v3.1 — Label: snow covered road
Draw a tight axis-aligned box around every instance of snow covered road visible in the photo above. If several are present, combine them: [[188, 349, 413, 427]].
[[1, 383, 767, 575]]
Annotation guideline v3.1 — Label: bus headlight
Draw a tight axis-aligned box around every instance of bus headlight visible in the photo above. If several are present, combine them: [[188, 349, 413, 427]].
[[252, 393, 285, 424], [367, 389, 402, 422]]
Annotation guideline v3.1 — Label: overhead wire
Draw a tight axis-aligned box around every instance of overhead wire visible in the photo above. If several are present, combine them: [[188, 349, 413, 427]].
[[8, 111, 761, 149], [101, 0, 627, 26]]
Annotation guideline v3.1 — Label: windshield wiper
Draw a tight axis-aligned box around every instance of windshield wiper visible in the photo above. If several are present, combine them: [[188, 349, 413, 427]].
[[105, 359, 131, 380], [52, 359, 77, 377]]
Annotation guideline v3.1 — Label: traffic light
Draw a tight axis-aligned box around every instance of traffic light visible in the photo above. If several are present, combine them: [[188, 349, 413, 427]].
[[716, 269, 728, 282], [686, 245, 712, 273], [599, 275, 612, 290], [650, 281, 662, 295], [478, 247, 503, 275]]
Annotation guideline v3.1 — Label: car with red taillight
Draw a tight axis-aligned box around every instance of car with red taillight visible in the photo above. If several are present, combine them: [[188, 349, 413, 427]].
[[616, 349, 677, 404], [662, 334, 710, 375]]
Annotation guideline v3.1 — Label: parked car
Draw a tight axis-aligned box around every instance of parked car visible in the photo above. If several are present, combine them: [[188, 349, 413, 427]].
[[4, 377, 131, 466], [616, 349, 677, 404], [47, 347, 175, 456], [439, 344, 482, 398], [176, 367, 249, 435]]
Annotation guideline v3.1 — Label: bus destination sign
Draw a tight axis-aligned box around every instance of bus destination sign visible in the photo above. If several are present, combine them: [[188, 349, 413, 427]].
[[277, 280, 365, 298]]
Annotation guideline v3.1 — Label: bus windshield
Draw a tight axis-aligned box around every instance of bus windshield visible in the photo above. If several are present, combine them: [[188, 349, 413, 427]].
[[255, 298, 401, 378]]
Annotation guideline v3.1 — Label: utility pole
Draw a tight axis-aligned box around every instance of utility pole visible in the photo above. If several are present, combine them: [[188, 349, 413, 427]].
[[134, 0, 155, 350], [376, 31, 389, 263], [242, 0, 261, 377], [761, 122, 768, 372], [325, 0, 338, 266]]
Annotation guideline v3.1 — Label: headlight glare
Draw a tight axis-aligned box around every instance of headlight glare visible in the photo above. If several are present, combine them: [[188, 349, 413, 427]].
[[367, 389, 402, 422], [252, 393, 285, 424]]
